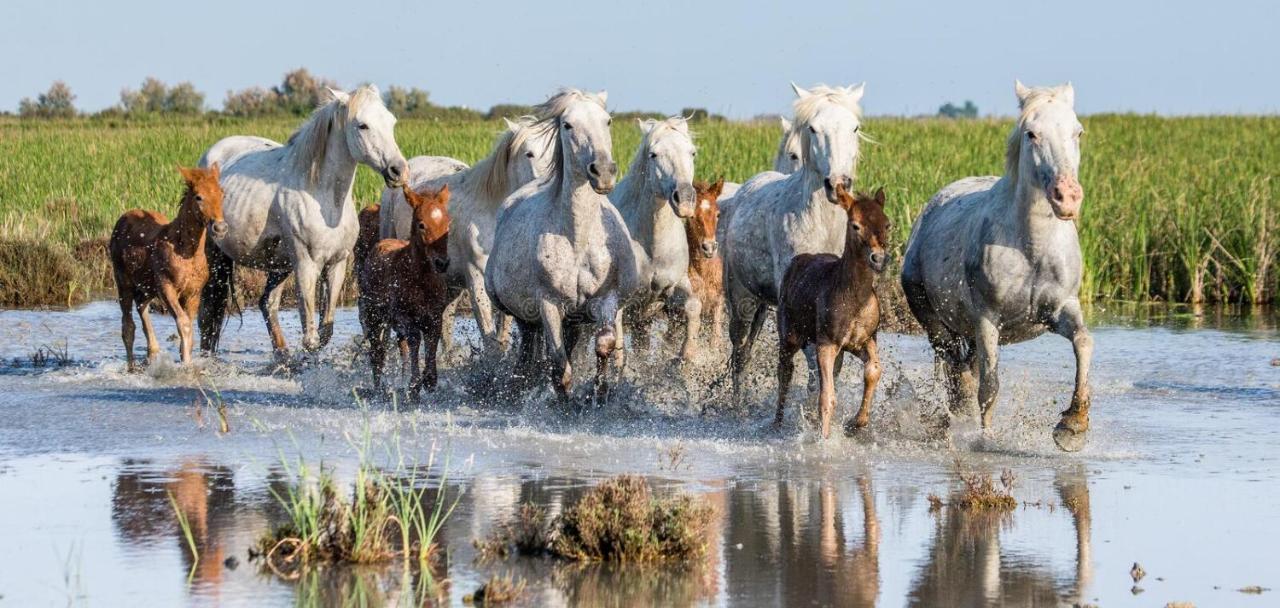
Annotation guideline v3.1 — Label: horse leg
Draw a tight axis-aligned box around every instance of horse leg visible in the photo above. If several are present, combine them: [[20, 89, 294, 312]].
[[708, 295, 725, 350], [467, 266, 502, 354], [367, 316, 389, 392], [816, 343, 840, 439], [845, 337, 881, 434], [974, 317, 1001, 429], [774, 334, 800, 429], [259, 270, 291, 363], [422, 315, 441, 392], [538, 302, 571, 398], [316, 261, 346, 349], [405, 328, 422, 403], [438, 290, 462, 355], [1051, 301, 1093, 451], [118, 292, 137, 372], [496, 307, 513, 352], [514, 318, 542, 385], [292, 253, 322, 352], [675, 277, 702, 362], [137, 302, 160, 366], [198, 241, 234, 354], [591, 294, 621, 405]]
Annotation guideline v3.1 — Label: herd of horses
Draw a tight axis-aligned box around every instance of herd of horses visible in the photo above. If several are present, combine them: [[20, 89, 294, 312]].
[[107, 80, 1094, 452]]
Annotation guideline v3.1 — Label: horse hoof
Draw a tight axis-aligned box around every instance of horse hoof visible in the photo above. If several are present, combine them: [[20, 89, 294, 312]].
[[1052, 424, 1087, 452], [843, 418, 869, 437]]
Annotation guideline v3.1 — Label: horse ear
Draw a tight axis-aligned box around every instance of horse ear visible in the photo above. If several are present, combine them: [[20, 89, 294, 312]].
[[363, 84, 380, 98], [846, 82, 866, 104], [434, 184, 450, 204], [209, 162, 220, 181], [712, 178, 725, 197], [637, 118, 655, 134], [790, 82, 810, 98], [1060, 82, 1076, 107], [596, 90, 608, 105], [1014, 80, 1031, 106], [323, 87, 350, 104], [874, 187, 886, 206], [502, 117, 520, 132], [402, 183, 420, 208], [779, 116, 792, 133]]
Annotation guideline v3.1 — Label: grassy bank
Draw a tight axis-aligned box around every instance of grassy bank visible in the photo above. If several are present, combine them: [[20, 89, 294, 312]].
[[1, 114, 1276, 307]]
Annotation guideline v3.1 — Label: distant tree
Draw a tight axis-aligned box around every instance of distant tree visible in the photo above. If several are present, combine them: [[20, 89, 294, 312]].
[[274, 68, 338, 115], [222, 86, 281, 117], [18, 81, 77, 118], [384, 86, 432, 117], [938, 100, 979, 119], [680, 107, 726, 122], [120, 78, 204, 115], [486, 103, 537, 120]]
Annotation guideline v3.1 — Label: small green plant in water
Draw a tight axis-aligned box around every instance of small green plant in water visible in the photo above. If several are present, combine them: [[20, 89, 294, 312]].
[[932, 462, 1018, 511], [167, 490, 199, 581]]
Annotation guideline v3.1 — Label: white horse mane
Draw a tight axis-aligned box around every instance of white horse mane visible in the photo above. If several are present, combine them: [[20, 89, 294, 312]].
[[793, 84, 864, 176], [467, 118, 537, 201], [286, 85, 383, 186], [1005, 83, 1075, 177], [531, 89, 608, 193]]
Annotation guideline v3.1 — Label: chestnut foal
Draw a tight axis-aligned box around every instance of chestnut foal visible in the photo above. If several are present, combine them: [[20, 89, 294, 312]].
[[358, 184, 451, 400], [775, 186, 890, 437], [683, 178, 726, 347], [109, 165, 227, 370]]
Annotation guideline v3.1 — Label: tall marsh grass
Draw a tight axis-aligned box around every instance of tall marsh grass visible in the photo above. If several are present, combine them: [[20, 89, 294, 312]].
[[1, 114, 1276, 305]]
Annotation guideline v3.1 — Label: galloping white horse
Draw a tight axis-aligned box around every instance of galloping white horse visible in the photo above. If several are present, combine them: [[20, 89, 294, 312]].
[[901, 81, 1092, 451], [721, 83, 866, 399], [379, 117, 554, 353], [611, 117, 702, 360], [197, 85, 408, 358], [486, 89, 640, 400]]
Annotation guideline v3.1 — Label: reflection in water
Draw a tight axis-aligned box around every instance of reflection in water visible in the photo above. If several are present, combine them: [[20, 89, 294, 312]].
[[112, 459, 239, 592], [908, 467, 1092, 607]]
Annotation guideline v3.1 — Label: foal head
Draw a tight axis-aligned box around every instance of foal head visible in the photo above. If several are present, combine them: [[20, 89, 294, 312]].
[[836, 185, 890, 273], [689, 178, 725, 259], [177, 164, 227, 239], [1010, 80, 1084, 220], [403, 184, 451, 273]]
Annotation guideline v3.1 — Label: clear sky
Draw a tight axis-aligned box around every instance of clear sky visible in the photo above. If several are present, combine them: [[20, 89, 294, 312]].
[[1, 0, 1275, 118]]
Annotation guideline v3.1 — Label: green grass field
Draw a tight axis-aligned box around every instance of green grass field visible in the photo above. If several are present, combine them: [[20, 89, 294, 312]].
[[0, 114, 1276, 307]]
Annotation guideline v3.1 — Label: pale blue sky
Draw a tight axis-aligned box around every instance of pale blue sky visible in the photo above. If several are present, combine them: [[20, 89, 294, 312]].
[[1, 0, 1275, 118]]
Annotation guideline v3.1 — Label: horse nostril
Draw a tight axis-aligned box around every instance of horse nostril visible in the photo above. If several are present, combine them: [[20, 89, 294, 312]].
[[588, 163, 600, 177], [824, 178, 833, 189]]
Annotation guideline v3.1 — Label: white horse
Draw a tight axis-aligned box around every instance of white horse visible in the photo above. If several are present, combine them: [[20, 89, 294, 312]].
[[901, 81, 1092, 451], [721, 83, 866, 399], [486, 89, 640, 400], [197, 85, 408, 358], [201, 135, 281, 170], [379, 117, 555, 353], [610, 117, 701, 360]]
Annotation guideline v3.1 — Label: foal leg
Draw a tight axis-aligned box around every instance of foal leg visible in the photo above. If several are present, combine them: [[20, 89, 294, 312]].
[[422, 315, 442, 392], [815, 343, 840, 439], [159, 284, 192, 365], [1051, 300, 1093, 451], [404, 328, 423, 403], [774, 336, 801, 428], [974, 317, 1001, 429], [137, 302, 161, 366], [845, 337, 882, 434], [198, 242, 234, 354], [259, 270, 291, 362], [118, 292, 137, 372]]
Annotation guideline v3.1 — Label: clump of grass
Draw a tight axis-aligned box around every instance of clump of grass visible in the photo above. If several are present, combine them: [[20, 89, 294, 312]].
[[463, 572, 527, 605], [253, 433, 463, 579], [475, 503, 553, 561], [932, 463, 1017, 511]]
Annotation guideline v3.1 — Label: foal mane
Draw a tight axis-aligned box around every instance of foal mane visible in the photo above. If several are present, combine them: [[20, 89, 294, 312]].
[[1004, 83, 1074, 178], [529, 88, 608, 196], [286, 85, 383, 187]]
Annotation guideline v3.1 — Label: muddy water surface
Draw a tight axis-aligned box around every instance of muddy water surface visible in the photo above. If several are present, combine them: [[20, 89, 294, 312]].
[[0, 302, 1277, 607]]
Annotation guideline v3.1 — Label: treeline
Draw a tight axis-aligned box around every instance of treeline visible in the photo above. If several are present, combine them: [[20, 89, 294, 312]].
[[13, 68, 727, 122]]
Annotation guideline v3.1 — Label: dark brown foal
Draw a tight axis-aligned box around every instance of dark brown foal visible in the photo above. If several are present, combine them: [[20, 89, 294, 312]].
[[775, 186, 890, 438], [109, 165, 226, 370], [358, 184, 451, 400]]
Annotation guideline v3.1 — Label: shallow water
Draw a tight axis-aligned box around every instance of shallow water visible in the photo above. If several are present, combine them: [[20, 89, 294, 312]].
[[0, 302, 1277, 607]]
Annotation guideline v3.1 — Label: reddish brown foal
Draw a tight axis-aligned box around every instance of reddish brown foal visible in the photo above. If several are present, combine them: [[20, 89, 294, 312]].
[[684, 178, 726, 347], [358, 184, 451, 400], [354, 202, 382, 272], [110, 165, 226, 370], [775, 186, 890, 438]]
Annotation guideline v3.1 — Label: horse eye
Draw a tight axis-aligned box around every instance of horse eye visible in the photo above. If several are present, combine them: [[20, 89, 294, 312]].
[[851, 223, 862, 232], [525, 151, 535, 159], [692, 150, 698, 157], [417, 222, 426, 230], [854, 125, 861, 133], [563, 122, 573, 130], [195, 195, 203, 202], [607, 119, 612, 126], [790, 153, 799, 161], [808, 125, 816, 134], [649, 152, 658, 159], [358, 123, 369, 130], [1027, 131, 1038, 141]]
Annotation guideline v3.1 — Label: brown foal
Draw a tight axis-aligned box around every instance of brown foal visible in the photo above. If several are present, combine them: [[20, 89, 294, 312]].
[[358, 184, 451, 400], [775, 186, 890, 438], [684, 178, 726, 348], [109, 164, 226, 370]]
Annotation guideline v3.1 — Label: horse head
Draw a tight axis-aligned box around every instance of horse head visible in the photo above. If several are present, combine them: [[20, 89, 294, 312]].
[[691, 178, 725, 259], [403, 183, 451, 274], [332, 85, 409, 188], [1011, 80, 1084, 220], [838, 185, 890, 273], [638, 117, 698, 218], [178, 163, 227, 240], [792, 82, 865, 204]]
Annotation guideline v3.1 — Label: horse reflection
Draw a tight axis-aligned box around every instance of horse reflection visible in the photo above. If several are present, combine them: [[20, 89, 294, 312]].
[[908, 467, 1093, 607], [111, 459, 238, 590]]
